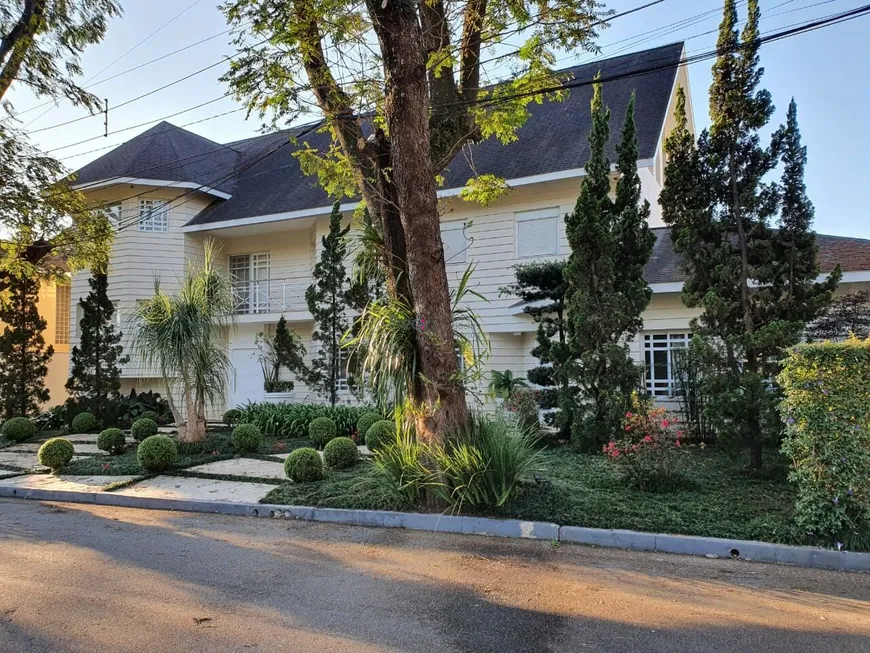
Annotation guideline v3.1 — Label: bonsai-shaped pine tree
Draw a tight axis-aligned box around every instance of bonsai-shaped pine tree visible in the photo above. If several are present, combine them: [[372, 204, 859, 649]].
[[305, 202, 352, 405], [659, 0, 838, 468], [257, 315, 307, 392], [0, 275, 53, 419], [500, 260, 572, 437], [65, 271, 129, 416], [563, 84, 655, 451]]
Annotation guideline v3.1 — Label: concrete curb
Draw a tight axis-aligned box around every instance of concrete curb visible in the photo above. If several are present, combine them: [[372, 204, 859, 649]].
[[1, 484, 867, 572]]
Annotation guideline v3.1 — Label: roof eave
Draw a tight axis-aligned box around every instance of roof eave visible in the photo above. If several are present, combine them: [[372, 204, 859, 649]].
[[71, 177, 233, 200]]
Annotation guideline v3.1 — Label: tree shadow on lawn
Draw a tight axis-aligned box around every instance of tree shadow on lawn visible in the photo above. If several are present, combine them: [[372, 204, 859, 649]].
[[1, 499, 868, 653]]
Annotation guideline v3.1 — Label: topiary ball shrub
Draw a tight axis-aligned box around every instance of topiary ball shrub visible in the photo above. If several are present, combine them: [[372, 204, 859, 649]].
[[355, 412, 382, 443], [131, 417, 158, 442], [365, 420, 396, 451], [323, 436, 359, 469], [139, 410, 158, 423], [97, 428, 127, 455], [137, 435, 178, 472], [232, 423, 261, 454], [38, 437, 75, 471], [71, 411, 98, 434], [2, 417, 36, 443], [223, 408, 242, 428], [284, 447, 323, 482], [308, 416, 337, 449]]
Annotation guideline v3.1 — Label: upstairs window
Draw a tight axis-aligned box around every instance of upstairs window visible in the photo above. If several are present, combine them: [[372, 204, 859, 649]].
[[516, 208, 559, 258], [104, 202, 122, 228], [230, 253, 271, 313], [442, 223, 469, 264], [55, 284, 70, 345], [138, 200, 169, 232]]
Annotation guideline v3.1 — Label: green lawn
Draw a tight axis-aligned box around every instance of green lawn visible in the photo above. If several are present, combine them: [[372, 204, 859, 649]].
[[264, 446, 800, 544]]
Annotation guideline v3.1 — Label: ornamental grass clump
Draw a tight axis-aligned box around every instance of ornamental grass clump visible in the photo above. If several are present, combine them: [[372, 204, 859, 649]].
[[779, 338, 870, 550], [603, 394, 686, 492]]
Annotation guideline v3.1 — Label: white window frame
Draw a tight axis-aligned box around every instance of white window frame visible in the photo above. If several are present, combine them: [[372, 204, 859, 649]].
[[442, 222, 469, 265], [337, 349, 349, 392], [138, 200, 169, 232], [229, 253, 271, 314], [55, 284, 70, 345], [515, 207, 559, 259], [643, 332, 691, 398], [104, 202, 122, 228]]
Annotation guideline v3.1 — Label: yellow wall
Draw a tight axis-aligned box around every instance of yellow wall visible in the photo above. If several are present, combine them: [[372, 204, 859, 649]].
[[0, 279, 71, 410]]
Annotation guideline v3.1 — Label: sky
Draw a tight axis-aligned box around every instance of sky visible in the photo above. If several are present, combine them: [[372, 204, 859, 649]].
[[8, 0, 869, 238]]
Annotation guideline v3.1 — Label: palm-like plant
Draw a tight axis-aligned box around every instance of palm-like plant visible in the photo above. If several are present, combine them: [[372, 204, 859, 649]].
[[488, 369, 527, 399], [133, 239, 233, 442]]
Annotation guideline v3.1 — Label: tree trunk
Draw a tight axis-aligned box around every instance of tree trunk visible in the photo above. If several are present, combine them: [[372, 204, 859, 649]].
[[367, 0, 468, 443], [0, 0, 46, 102]]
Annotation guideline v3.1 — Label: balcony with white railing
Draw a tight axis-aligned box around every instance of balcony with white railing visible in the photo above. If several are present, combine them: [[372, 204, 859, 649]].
[[231, 278, 310, 318]]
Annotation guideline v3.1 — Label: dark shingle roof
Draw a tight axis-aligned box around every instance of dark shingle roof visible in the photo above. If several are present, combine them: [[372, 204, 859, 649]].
[[73, 121, 241, 194], [73, 42, 684, 226], [645, 228, 870, 284]]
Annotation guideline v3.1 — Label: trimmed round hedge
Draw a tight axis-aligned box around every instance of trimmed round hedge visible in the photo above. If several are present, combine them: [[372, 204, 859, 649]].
[[284, 447, 323, 482], [131, 417, 158, 442], [232, 423, 261, 454], [308, 416, 337, 449], [223, 408, 242, 428], [2, 417, 36, 443], [38, 437, 75, 471], [323, 437, 358, 469], [137, 435, 178, 472], [71, 411, 98, 434], [365, 420, 395, 451], [97, 428, 127, 455], [355, 412, 382, 442], [139, 410, 159, 423]]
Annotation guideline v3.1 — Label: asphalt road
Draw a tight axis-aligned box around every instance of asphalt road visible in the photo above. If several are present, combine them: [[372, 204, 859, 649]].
[[1, 498, 868, 653]]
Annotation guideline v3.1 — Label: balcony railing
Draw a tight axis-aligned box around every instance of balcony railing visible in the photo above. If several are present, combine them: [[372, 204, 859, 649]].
[[231, 278, 309, 315]]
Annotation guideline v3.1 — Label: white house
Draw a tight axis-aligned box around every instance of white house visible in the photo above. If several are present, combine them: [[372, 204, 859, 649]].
[[68, 42, 870, 414]]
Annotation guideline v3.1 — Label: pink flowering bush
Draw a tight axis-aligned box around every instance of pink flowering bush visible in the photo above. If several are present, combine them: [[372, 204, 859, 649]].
[[603, 395, 686, 491], [502, 389, 542, 435]]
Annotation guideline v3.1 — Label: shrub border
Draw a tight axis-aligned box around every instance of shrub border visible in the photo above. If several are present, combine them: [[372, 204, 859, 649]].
[[0, 485, 867, 572]]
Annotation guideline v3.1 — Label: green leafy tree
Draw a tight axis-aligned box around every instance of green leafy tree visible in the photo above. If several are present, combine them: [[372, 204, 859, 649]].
[[65, 271, 128, 416], [0, 0, 120, 290], [500, 260, 572, 436], [0, 274, 52, 418], [306, 203, 352, 406], [220, 0, 605, 444], [659, 0, 839, 469], [257, 316, 308, 392], [562, 84, 654, 451]]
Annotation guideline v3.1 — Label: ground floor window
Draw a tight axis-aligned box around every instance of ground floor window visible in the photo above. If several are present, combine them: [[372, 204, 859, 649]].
[[644, 332, 691, 398]]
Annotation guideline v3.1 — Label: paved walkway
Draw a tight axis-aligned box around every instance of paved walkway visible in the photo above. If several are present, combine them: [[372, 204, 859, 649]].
[[0, 499, 868, 653]]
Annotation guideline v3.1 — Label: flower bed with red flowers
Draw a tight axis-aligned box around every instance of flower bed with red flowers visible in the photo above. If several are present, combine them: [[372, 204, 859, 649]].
[[603, 396, 687, 491]]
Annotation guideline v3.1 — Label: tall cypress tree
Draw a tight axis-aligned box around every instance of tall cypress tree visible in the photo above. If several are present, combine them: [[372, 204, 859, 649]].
[[563, 84, 654, 450], [305, 202, 352, 405], [66, 271, 128, 417], [0, 275, 53, 419], [660, 0, 838, 468]]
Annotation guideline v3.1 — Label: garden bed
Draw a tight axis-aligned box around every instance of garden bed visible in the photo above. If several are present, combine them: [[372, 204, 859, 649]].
[[263, 446, 799, 545]]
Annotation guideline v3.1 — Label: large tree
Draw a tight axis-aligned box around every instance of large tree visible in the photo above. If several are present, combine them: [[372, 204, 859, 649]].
[[659, 0, 838, 469], [65, 271, 128, 417], [305, 202, 352, 406], [0, 274, 52, 418], [562, 84, 654, 451], [0, 0, 119, 290], [221, 0, 605, 443]]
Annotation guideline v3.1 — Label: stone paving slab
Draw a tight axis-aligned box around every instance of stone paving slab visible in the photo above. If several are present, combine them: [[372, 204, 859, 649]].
[[0, 473, 139, 492], [8, 442, 105, 455], [112, 475, 275, 503], [186, 457, 286, 480]]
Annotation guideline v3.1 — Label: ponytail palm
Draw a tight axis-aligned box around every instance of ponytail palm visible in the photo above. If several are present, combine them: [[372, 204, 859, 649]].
[[133, 239, 233, 442]]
